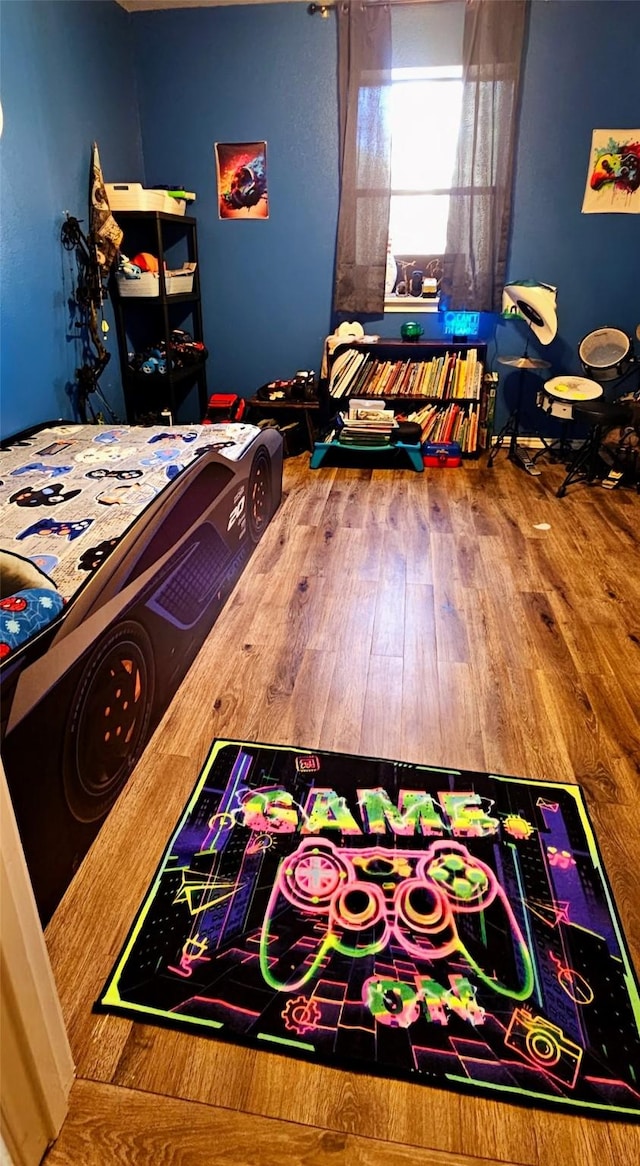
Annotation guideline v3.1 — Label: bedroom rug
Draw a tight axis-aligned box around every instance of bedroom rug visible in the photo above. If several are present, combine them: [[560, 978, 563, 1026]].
[[97, 739, 640, 1120]]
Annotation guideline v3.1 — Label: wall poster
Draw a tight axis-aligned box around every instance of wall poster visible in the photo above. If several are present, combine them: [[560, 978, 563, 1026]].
[[581, 129, 640, 213], [215, 141, 269, 220]]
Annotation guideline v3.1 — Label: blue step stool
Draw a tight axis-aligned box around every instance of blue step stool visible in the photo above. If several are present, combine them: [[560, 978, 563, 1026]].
[[310, 438, 424, 472]]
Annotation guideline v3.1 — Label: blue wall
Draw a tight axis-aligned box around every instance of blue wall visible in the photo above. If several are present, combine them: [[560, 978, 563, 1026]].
[[503, 0, 640, 429], [0, 0, 142, 438], [132, 0, 640, 410], [132, 3, 338, 397], [510, 0, 640, 356], [1, 1, 639, 436]]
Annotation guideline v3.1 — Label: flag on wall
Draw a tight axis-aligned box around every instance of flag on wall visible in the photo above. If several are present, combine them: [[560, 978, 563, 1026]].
[[90, 142, 123, 272]]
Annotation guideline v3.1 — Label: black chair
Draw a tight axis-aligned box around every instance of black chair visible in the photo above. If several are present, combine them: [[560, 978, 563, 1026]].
[[556, 398, 634, 497]]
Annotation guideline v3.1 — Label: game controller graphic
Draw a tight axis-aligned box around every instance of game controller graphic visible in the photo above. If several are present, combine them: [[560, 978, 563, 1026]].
[[259, 838, 533, 1000], [147, 430, 198, 445], [9, 484, 82, 508], [92, 428, 130, 444], [85, 468, 143, 481], [10, 462, 72, 479], [74, 445, 138, 465], [140, 447, 181, 466], [16, 517, 94, 542]]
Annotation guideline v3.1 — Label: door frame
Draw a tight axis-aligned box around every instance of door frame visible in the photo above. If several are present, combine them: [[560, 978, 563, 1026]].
[[1, 760, 74, 1165]]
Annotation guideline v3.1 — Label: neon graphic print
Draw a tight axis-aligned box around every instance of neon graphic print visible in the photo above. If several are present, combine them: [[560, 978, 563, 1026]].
[[215, 142, 269, 220], [97, 740, 640, 1121], [582, 128, 640, 213]]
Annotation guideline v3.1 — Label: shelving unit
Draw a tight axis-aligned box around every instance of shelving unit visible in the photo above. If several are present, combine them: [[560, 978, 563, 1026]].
[[321, 339, 489, 458], [111, 210, 208, 424]]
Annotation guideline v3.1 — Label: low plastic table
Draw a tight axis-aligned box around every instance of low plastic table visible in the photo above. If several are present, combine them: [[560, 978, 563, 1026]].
[[310, 438, 424, 471]]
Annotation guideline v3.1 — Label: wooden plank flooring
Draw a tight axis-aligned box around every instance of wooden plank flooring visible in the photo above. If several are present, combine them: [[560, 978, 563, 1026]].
[[44, 1078, 528, 1166], [44, 453, 640, 1165]]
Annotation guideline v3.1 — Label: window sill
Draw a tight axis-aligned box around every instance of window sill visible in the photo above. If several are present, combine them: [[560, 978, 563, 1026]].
[[384, 297, 441, 313]]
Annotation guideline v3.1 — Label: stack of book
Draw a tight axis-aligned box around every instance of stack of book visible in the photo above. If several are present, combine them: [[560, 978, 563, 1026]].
[[408, 401, 480, 454], [328, 347, 484, 402], [336, 400, 397, 447], [328, 348, 373, 400]]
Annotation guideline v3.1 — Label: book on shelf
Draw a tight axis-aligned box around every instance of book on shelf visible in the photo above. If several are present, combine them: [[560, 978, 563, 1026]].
[[405, 398, 479, 453], [340, 417, 394, 428], [336, 402, 396, 446], [326, 343, 486, 456], [338, 430, 393, 444], [348, 398, 374, 414], [348, 401, 395, 422], [442, 403, 459, 444], [350, 358, 377, 398], [338, 425, 394, 447], [341, 421, 396, 434], [403, 362, 420, 396], [382, 361, 401, 395], [329, 347, 485, 404], [330, 350, 368, 398]]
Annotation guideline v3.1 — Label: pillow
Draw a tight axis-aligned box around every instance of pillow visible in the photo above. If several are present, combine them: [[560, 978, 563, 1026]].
[[0, 549, 58, 598], [0, 588, 65, 660]]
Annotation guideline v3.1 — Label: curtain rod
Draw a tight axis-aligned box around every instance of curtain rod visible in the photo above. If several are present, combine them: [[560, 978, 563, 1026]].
[[308, 1, 450, 15]]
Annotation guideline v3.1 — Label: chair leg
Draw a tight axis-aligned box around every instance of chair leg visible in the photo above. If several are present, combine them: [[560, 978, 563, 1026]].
[[556, 424, 603, 497]]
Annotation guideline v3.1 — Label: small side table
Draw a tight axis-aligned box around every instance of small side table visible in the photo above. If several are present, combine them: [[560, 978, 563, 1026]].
[[245, 395, 321, 453]]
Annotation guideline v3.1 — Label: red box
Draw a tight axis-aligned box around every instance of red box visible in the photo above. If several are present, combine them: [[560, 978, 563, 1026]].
[[423, 441, 462, 467], [203, 394, 246, 423]]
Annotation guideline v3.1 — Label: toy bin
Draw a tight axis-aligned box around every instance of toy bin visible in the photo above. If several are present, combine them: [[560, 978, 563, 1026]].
[[115, 271, 160, 297], [116, 264, 197, 298], [105, 183, 186, 215], [164, 263, 197, 294]]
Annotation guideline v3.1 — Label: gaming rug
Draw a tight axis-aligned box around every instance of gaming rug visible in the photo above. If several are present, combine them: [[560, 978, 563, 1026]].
[[97, 740, 640, 1120]]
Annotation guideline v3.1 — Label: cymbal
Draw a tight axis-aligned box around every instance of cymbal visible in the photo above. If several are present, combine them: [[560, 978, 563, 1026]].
[[498, 355, 552, 369]]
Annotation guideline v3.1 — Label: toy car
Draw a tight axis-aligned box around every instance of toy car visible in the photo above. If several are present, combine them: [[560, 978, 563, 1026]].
[[169, 329, 208, 367]]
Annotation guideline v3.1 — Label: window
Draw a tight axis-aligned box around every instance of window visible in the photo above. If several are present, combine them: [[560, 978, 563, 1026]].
[[386, 66, 463, 307]]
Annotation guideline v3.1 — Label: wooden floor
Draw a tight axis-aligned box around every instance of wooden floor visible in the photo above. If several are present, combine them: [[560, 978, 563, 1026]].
[[44, 451, 640, 1165]]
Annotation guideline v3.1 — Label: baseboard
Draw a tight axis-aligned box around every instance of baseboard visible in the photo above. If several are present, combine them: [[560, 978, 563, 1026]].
[[490, 435, 581, 450]]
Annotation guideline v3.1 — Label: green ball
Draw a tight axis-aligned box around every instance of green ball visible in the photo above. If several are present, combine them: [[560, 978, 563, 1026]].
[[401, 322, 424, 341]]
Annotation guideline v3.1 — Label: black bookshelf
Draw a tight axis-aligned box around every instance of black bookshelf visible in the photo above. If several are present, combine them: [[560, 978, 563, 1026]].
[[322, 338, 489, 458], [111, 211, 208, 423]]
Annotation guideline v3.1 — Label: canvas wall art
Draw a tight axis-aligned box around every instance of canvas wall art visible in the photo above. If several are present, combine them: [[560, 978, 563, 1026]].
[[215, 142, 269, 220], [582, 129, 640, 213]]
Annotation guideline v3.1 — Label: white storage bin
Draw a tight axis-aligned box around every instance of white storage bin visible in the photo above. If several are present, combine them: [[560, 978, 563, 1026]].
[[116, 271, 160, 297], [106, 183, 186, 216], [116, 263, 196, 298], [165, 263, 197, 293]]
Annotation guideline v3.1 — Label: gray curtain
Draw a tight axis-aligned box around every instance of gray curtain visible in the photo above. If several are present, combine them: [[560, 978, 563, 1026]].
[[441, 0, 528, 312], [334, 1, 392, 315]]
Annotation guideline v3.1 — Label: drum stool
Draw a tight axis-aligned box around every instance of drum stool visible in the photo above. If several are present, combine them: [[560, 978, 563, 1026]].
[[534, 376, 603, 464], [556, 399, 634, 497]]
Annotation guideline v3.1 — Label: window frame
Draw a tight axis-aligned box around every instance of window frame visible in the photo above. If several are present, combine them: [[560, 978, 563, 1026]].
[[385, 64, 463, 312]]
